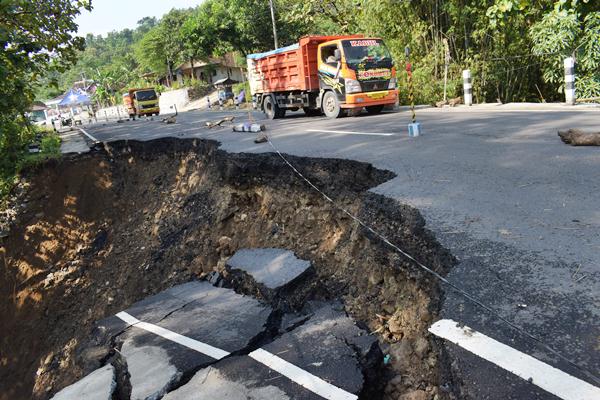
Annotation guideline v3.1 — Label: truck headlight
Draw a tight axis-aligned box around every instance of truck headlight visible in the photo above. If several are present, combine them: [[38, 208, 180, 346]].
[[388, 78, 397, 89], [345, 78, 361, 94]]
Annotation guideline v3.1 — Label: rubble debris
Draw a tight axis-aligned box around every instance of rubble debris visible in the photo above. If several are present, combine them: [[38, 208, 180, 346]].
[[254, 133, 268, 143], [232, 123, 265, 132], [205, 116, 235, 128], [558, 129, 600, 146], [162, 364, 290, 400], [226, 248, 311, 290], [49, 365, 116, 400]]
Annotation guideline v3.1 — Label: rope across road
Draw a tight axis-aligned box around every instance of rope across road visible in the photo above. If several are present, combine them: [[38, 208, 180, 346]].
[[265, 136, 600, 389]]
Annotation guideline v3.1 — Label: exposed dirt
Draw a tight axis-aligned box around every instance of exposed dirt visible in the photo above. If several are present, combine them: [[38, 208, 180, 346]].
[[0, 138, 458, 400]]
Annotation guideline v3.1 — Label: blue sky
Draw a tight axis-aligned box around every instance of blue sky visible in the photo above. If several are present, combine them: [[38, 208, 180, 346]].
[[75, 0, 204, 36]]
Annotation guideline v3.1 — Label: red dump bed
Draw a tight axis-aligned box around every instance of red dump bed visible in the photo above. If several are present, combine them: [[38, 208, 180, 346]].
[[247, 35, 364, 94]]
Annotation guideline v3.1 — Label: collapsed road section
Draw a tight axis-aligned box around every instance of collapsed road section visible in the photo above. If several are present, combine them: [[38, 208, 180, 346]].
[[0, 138, 456, 399]]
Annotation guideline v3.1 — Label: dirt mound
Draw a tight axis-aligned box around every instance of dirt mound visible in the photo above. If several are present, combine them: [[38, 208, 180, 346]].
[[0, 138, 457, 399]]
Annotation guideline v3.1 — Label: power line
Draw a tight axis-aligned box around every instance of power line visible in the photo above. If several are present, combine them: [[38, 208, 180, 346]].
[[266, 137, 600, 388]]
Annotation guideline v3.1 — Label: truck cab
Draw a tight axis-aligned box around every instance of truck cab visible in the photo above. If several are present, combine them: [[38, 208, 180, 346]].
[[124, 88, 160, 118], [317, 38, 397, 117]]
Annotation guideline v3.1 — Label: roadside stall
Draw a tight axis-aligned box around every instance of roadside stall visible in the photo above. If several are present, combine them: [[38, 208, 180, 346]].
[[56, 89, 92, 130], [213, 77, 239, 106]]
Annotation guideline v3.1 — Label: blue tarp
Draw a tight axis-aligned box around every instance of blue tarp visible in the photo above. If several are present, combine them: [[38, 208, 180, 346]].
[[247, 43, 300, 60], [58, 89, 91, 106]]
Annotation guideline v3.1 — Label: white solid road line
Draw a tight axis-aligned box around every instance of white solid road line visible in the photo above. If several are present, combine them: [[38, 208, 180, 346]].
[[429, 319, 600, 400], [115, 312, 230, 360], [306, 129, 394, 136], [249, 348, 358, 400], [115, 311, 357, 400], [78, 127, 99, 142]]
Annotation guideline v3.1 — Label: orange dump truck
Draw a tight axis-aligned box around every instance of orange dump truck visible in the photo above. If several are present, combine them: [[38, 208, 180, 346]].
[[247, 35, 398, 119]]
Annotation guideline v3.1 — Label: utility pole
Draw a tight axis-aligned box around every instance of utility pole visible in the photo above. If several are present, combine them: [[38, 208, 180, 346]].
[[269, 0, 279, 49]]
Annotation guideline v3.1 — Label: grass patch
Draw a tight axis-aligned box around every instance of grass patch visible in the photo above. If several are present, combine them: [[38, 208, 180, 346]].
[[0, 131, 62, 207]]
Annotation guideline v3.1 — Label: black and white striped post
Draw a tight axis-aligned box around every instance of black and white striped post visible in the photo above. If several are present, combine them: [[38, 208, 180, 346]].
[[463, 69, 472, 106], [564, 57, 575, 105]]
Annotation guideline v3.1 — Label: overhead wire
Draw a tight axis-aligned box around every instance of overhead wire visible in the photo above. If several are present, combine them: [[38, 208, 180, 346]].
[[265, 136, 600, 387]]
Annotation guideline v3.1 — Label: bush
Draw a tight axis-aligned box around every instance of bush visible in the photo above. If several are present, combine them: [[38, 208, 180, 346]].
[[188, 79, 212, 100], [41, 133, 61, 154], [1, 130, 61, 205]]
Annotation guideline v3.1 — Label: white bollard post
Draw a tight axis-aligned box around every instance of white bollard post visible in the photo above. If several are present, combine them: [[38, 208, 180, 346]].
[[564, 57, 575, 105], [463, 69, 472, 106]]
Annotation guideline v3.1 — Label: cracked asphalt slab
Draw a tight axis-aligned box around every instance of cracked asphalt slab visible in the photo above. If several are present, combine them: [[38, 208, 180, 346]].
[[77, 106, 600, 399], [62, 278, 373, 399]]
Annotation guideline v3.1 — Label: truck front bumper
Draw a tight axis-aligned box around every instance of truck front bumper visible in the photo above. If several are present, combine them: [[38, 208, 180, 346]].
[[342, 89, 398, 108], [139, 107, 160, 115]]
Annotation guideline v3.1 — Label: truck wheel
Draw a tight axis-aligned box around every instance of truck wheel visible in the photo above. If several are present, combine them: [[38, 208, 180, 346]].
[[366, 105, 385, 115], [263, 96, 285, 119], [322, 91, 345, 118]]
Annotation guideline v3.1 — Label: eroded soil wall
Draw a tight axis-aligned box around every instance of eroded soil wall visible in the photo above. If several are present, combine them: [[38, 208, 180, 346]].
[[0, 138, 456, 399]]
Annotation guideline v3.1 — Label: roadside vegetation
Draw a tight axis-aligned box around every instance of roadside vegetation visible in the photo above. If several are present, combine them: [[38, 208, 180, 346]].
[[40, 0, 600, 108], [0, 0, 90, 205]]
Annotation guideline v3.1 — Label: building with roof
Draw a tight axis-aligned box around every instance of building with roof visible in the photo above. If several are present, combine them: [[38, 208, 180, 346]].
[[174, 53, 245, 86]]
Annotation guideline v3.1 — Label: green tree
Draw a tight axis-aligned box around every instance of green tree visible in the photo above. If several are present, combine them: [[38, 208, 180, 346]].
[[0, 0, 91, 197], [530, 1, 600, 98], [135, 8, 193, 84]]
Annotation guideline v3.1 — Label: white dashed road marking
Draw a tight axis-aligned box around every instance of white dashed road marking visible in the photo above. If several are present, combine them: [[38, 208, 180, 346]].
[[429, 319, 600, 400], [306, 129, 394, 136], [116, 312, 230, 360], [78, 127, 99, 143], [115, 311, 357, 400], [249, 348, 357, 400]]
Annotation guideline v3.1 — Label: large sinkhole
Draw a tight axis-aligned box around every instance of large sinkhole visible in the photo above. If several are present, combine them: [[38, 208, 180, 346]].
[[0, 138, 457, 400]]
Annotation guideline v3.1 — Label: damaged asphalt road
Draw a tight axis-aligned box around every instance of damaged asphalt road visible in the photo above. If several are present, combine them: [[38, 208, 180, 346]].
[[53, 251, 379, 400], [72, 107, 600, 399]]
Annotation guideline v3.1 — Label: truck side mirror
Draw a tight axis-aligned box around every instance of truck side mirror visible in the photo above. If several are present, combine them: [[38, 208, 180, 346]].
[[334, 49, 341, 61]]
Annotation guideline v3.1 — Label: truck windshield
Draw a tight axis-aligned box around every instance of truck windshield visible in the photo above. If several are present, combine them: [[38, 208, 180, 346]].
[[135, 90, 157, 101], [341, 39, 393, 69]]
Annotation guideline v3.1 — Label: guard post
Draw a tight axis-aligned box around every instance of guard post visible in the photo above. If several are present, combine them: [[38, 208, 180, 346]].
[[463, 70, 472, 106], [405, 46, 421, 137], [564, 57, 575, 105]]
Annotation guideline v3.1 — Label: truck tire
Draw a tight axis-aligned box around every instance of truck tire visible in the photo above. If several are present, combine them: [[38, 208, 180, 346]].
[[263, 96, 286, 119], [366, 105, 385, 115], [322, 91, 346, 118]]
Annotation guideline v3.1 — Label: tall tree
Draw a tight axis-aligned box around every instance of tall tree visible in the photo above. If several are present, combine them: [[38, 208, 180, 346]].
[[135, 8, 193, 83], [0, 0, 91, 176]]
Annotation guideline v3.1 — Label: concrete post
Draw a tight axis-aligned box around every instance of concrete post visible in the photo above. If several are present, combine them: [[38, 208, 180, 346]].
[[207, 97, 211, 109], [463, 70, 472, 106], [564, 57, 575, 105]]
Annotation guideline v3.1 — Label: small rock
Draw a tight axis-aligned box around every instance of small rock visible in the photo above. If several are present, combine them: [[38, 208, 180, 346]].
[[368, 268, 384, 286], [206, 271, 221, 286], [399, 389, 428, 400], [389, 340, 413, 369], [387, 315, 404, 336], [389, 374, 403, 388], [254, 133, 268, 143], [413, 337, 429, 357]]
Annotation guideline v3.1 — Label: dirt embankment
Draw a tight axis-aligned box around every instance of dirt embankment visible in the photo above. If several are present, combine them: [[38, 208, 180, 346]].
[[0, 138, 457, 400]]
